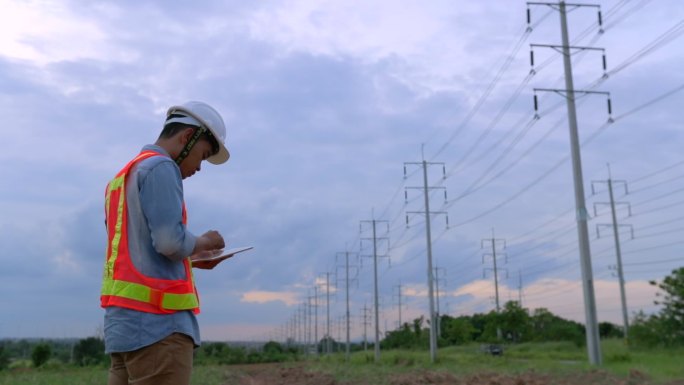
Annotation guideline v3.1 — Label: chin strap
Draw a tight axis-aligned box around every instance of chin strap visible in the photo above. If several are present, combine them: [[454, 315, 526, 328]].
[[174, 126, 206, 166]]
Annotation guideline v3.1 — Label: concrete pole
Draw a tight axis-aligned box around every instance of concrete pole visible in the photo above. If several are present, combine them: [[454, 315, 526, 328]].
[[559, 0, 602, 365], [314, 286, 319, 353], [372, 220, 381, 363], [326, 272, 331, 354], [422, 160, 438, 363], [345, 251, 351, 361], [607, 177, 630, 341], [491, 237, 501, 313]]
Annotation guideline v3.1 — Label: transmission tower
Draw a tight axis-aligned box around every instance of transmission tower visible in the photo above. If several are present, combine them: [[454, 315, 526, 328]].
[[404, 151, 449, 363], [336, 250, 359, 361], [307, 287, 320, 354], [434, 267, 447, 338], [393, 282, 407, 328], [528, 0, 610, 365], [517, 270, 524, 307], [482, 230, 507, 314], [320, 271, 335, 354], [360, 218, 389, 363], [592, 166, 633, 341], [361, 303, 372, 352]]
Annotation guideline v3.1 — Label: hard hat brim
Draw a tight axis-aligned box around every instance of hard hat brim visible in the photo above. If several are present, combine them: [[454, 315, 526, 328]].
[[208, 145, 230, 165]]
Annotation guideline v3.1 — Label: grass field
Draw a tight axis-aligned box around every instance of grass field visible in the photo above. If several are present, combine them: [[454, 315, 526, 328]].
[[310, 340, 684, 384], [1, 340, 683, 385]]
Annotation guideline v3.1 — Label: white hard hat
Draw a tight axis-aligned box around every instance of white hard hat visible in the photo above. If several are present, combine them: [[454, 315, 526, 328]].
[[166, 101, 230, 165]]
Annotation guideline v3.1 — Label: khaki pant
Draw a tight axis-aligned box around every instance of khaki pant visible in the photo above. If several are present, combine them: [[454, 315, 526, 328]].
[[108, 333, 194, 385]]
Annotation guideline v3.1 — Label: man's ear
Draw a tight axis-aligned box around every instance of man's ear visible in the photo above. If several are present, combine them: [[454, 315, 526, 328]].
[[179, 127, 195, 145]]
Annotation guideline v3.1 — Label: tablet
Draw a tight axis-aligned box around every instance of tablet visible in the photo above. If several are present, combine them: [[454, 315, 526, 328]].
[[195, 246, 254, 262]]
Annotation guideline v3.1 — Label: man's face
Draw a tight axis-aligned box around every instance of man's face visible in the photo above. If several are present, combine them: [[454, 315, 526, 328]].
[[179, 137, 214, 179]]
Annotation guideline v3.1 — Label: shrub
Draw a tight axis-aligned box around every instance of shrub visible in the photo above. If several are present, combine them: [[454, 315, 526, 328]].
[[31, 343, 51, 368]]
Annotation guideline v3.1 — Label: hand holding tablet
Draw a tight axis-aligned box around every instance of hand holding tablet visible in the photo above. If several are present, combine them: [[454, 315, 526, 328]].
[[191, 246, 253, 269]]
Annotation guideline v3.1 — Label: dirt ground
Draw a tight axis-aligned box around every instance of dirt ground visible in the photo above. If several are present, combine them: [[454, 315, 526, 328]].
[[224, 363, 684, 385]]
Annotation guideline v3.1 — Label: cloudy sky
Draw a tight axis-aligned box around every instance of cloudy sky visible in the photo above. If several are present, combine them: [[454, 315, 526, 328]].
[[1, 0, 683, 344]]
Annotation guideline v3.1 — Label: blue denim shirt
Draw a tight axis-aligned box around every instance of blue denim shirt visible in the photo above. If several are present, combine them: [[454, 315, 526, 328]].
[[104, 144, 201, 354]]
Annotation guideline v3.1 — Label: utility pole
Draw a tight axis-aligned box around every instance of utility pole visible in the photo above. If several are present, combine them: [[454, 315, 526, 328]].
[[337, 250, 358, 361], [321, 272, 335, 354], [518, 270, 524, 307], [361, 303, 371, 352], [482, 230, 507, 314], [528, 0, 608, 365], [404, 150, 448, 363], [293, 307, 299, 350], [360, 218, 389, 363], [592, 166, 633, 342], [313, 286, 319, 352], [307, 288, 319, 354], [306, 297, 312, 353], [434, 267, 447, 338], [393, 282, 405, 328], [301, 303, 307, 352]]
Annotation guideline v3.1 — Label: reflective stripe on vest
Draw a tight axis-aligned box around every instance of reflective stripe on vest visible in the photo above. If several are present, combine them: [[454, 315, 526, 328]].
[[101, 150, 199, 314]]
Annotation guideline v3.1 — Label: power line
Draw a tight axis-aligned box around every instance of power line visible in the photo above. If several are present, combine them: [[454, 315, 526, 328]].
[[629, 172, 684, 195], [638, 215, 684, 232], [429, 22, 535, 160], [631, 186, 684, 208], [623, 256, 684, 267], [631, 159, 684, 185]]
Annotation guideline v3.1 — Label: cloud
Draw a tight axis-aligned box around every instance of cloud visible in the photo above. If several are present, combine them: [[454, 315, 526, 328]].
[[240, 290, 299, 306], [0, 0, 110, 65], [0, 0, 682, 342]]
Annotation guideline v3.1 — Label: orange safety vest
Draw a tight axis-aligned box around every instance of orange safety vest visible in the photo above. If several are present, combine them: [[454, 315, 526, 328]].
[[101, 150, 200, 314]]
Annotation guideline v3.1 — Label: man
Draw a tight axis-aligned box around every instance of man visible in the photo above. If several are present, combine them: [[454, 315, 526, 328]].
[[102, 101, 230, 385]]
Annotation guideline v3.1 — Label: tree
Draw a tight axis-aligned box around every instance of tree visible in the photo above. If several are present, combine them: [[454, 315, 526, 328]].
[[530, 308, 584, 345], [73, 337, 106, 366], [441, 316, 476, 345], [381, 323, 415, 349], [651, 267, 684, 345], [263, 341, 284, 354], [629, 310, 662, 348], [31, 343, 51, 368], [0, 345, 9, 371], [499, 301, 531, 342], [598, 322, 624, 339]]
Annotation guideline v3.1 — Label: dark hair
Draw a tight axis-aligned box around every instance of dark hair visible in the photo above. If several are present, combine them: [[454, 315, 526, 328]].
[[159, 123, 219, 154]]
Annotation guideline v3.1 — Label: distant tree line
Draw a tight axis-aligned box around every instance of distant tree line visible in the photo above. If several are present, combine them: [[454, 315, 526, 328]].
[[0, 337, 297, 370], [194, 340, 299, 365], [381, 301, 622, 350], [0, 337, 106, 370], [381, 266, 684, 350]]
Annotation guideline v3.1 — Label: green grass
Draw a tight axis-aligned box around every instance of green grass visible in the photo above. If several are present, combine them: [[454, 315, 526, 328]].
[[600, 339, 684, 381], [1, 340, 682, 384], [312, 340, 684, 384]]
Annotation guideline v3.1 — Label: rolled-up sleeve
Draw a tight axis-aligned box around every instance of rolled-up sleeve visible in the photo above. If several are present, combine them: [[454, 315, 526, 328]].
[[139, 161, 196, 261]]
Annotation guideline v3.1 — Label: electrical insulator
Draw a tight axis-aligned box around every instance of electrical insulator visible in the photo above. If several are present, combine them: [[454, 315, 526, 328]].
[[530, 50, 535, 67], [602, 53, 607, 72]]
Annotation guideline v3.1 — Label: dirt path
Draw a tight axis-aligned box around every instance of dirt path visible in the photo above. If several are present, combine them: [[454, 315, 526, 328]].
[[227, 363, 337, 385]]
